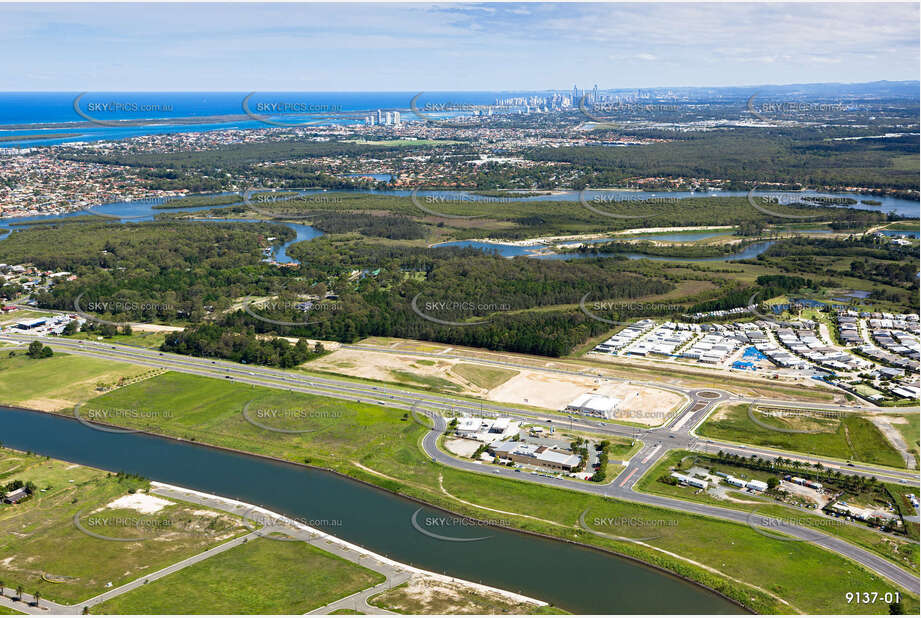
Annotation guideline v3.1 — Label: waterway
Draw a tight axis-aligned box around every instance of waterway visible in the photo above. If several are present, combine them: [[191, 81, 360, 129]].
[[0, 405, 743, 614]]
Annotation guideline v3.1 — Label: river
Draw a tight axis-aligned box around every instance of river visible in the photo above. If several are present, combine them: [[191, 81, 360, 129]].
[[0, 405, 743, 614]]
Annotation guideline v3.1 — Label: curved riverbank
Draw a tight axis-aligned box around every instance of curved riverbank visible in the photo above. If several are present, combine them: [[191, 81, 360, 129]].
[[0, 403, 747, 615]]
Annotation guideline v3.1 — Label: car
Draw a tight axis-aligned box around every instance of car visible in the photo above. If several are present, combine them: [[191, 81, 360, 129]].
[[224, 375, 231, 379]]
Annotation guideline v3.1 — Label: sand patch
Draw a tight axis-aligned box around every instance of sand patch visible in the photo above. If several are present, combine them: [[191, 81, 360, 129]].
[[444, 438, 482, 458], [373, 574, 543, 615], [98, 493, 175, 515], [488, 372, 681, 424], [19, 398, 72, 412]]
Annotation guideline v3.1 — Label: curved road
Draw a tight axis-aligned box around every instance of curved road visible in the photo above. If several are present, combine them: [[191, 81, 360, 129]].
[[416, 400, 920, 594]]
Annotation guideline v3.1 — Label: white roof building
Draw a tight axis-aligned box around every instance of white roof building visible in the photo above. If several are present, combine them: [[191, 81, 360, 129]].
[[564, 393, 620, 419]]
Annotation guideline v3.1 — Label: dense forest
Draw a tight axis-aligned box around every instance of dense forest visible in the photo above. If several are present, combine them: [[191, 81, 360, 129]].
[[162, 324, 324, 367], [526, 131, 920, 191]]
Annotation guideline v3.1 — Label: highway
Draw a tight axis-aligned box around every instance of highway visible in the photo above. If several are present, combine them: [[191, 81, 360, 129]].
[[4, 332, 914, 485], [2, 331, 919, 593]]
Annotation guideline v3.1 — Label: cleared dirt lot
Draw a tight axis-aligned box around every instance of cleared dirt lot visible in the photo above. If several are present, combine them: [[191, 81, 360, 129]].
[[307, 347, 682, 422]]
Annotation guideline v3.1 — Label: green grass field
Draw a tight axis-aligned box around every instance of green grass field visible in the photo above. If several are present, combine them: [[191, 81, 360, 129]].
[[90, 538, 382, 614], [0, 448, 250, 605], [450, 363, 518, 390], [698, 404, 906, 468], [0, 353, 151, 411], [389, 369, 462, 392], [75, 371, 920, 614], [891, 414, 920, 463], [64, 330, 169, 349]]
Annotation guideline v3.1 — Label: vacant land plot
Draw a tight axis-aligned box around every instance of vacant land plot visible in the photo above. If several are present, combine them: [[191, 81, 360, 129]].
[[488, 372, 681, 424], [361, 336, 841, 404], [451, 363, 519, 390], [64, 330, 169, 349], [0, 353, 150, 411], [90, 538, 382, 614], [308, 348, 476, 393], [369, 576, 557, 615], [883, 414, 921, 463], [82, 372, 421, 473], [699, 404, 906, 468], [307, 347, 677, 421], [0, 448, 248, 605]]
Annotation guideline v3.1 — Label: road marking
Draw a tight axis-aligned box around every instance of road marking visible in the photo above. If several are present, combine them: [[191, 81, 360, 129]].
[[618, 467, 639, 487], [641, 444, 662, 464], [669, 408, 697, 432]]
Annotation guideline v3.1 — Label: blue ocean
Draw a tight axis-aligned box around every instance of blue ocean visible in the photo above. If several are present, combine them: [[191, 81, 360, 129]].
[[0, 91, 537, 147]]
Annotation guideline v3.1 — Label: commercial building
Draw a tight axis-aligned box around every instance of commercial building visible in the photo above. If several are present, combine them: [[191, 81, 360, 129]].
[[14, 317, 46, 330], [452, 417, 520, 442], [563, 393, 620, 419], [670, 472, 708, 490], [487, 441, 582, 472]]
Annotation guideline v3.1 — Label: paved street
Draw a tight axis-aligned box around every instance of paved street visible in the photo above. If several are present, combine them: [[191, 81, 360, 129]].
[[417, 394, 920, 594]]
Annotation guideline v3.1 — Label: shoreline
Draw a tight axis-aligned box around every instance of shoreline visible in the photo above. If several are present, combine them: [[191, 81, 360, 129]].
[[148, 481, 549, 608], [432, 226, 737, 249], [0, 402, 752, 614]]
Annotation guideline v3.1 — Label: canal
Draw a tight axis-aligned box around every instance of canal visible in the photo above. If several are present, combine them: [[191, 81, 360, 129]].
[[0, 405, 743, 614]]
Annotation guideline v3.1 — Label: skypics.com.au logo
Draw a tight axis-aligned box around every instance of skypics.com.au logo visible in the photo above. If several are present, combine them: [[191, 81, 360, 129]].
[[578, 189, 679, 220], [578, 95, 682, 129], [580, 296, 682, 326], [410, 294, 511, 327], [410, 508, 511, 542], [746, 93, 848, 126]]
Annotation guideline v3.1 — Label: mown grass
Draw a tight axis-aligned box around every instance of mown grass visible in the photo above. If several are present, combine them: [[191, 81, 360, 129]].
[[698, 404, 906, 468], [78, 371, 920, 614], [64, 330, 168, 349], [0, 353, 150, 410], [90, 538, 383, 614]]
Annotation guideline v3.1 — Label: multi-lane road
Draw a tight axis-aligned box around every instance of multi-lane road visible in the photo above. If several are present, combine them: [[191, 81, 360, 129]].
[[5, 332, 911, 485], [2, 331, 919, 592]]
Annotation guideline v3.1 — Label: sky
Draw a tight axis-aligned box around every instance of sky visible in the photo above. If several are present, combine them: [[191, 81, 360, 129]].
[[2, 1, 919, 91]]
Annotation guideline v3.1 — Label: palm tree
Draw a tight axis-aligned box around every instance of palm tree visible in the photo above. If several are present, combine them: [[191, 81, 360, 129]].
[[33, 591, 40, 607], [15, 586, 22, 601]]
